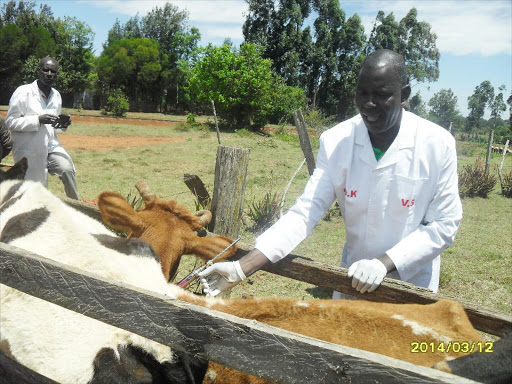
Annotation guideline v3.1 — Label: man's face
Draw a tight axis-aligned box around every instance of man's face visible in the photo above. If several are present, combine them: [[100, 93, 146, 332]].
[[355, 64, 408, 137], [38, 60, 58, 87]]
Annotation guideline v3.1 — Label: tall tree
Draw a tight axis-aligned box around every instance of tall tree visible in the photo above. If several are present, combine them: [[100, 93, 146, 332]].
[[96, 37, 169, 111], [366, 8, 439, 86], [408, 91, 427, 118], [242, 0, 276, 48], [427, 88, 460, 130], [467, 81, 494, 135], [0, 1, 95, 103], [243, 0, 313, 88], [507, 92, 512, 131], [484, 84, 507, 172], [310, 0, 365, 119], [105, 2, 200, 112]]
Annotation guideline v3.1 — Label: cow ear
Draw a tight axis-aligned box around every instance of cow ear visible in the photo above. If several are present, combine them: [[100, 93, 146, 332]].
[[98, 192, 144, 232]]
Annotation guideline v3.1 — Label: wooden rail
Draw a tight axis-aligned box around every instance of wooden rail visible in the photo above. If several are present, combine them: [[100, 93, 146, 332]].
[[0, 242, 477, 383], [60, 198, 512, 338], [232, 242, 512, 338]]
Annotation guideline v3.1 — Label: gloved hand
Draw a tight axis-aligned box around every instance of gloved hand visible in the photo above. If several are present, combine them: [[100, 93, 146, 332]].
[[198, 261, 246, 297], [347, 259, 387, 293]]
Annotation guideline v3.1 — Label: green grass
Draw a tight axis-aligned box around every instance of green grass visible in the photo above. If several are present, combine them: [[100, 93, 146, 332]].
[[2, 107, 511, 315]]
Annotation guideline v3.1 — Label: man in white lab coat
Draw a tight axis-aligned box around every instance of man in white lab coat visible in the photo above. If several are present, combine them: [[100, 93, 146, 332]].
[[199, 49, 462, 296], [6, 56, 79, 200]]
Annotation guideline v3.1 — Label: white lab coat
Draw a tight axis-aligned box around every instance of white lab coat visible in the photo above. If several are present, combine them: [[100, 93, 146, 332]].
[[6, 81, 73, 186], [255, 111, 462, 292]]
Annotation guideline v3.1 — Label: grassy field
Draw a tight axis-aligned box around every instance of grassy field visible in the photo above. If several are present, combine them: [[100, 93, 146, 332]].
[[2, 108, 511, 315]]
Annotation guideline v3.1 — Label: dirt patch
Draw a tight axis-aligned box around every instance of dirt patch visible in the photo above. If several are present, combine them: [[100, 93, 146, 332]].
[[0, 111, 177, 127], [70, 115, 179, 127], [0, 111, 186, 150], [58, 135, 185, 150]]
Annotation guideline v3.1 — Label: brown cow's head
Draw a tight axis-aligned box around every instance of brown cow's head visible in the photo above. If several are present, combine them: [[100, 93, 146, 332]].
[[97, 180, 237, 281]]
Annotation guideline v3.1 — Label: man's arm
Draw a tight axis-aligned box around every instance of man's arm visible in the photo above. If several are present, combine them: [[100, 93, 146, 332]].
[[199, 133, 339, 296], [5, 88, 58, 132]]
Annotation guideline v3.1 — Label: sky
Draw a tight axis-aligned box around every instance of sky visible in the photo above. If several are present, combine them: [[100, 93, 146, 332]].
[[28, 0, 512, 118]]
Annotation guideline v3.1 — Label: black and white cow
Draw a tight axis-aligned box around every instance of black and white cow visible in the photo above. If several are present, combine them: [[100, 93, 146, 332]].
[[0, 159, 207, 384]]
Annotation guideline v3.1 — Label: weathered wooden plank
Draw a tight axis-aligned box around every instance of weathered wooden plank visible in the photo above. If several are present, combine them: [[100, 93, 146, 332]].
[[231, 241, 512, 337], [61, 196, 103, 222], [209, 146, 250, 238], [293, 109, 315, 176], [46, 197, 512, 337], [183, 173, 211, 209], [0, 350, 58, 384], [0, 243, 476, 384]]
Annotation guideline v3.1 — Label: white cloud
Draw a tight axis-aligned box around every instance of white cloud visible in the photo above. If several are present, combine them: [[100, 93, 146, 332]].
[[83, 0, 510, 56], [83, 0, 248, 24], [352, 0, 511, 56]]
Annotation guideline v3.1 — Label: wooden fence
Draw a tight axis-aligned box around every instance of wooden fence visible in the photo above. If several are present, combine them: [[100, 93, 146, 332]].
[[0, 242, 478, 383]]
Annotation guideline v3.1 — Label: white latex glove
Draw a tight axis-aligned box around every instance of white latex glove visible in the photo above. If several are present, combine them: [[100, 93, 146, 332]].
[[347, 259, 387, 293], [198, 261, 246, 297]]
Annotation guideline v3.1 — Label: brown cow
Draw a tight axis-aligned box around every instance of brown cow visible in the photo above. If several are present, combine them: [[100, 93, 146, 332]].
[[98, 180, 238, 281], [98, 182, 484, 384]]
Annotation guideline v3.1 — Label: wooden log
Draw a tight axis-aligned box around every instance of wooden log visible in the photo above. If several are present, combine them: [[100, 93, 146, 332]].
[[209, 145, 250, 238], [0, 243, 476, 384], [184, 173, 211, 209], [39, 196, 512, 337], [0, 350, 58, 384], [293, 109, 315, 176], [61, 196, 102, 222], [230, 241, 512, 337]]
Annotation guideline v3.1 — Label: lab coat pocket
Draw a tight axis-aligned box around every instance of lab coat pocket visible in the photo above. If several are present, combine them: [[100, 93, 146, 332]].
[[388, 175, 421, 224]]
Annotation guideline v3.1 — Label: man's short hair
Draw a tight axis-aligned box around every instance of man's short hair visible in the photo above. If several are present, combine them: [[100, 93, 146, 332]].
[[361, 49, 408, 86], [39, 56, 58, 69]]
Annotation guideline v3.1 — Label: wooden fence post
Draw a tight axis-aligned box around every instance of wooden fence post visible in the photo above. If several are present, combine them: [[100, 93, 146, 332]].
[[183, 173, 211, 209], [293, 109, 315, 176], [209, 145, 250, 238]]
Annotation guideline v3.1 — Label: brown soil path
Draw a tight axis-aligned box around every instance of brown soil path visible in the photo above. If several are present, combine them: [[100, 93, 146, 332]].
[[0, 111, 185, 150]]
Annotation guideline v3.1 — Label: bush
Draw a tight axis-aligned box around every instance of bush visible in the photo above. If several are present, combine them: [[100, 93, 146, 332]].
[[458, 158, 497, 198], [188, 43, 304, 131], [501, 170, 512, 198], [303, 108, 336, 137], [246, 191, 281, 233], [103, 88, 129, 117]]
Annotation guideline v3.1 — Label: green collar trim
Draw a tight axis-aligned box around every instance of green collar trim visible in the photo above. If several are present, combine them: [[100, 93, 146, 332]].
[[373, 147, 385, 161]]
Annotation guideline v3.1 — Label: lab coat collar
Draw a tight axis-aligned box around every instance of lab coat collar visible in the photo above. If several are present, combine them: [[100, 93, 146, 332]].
[[355, 110, 416, 170], [30, 80, 55, 105]]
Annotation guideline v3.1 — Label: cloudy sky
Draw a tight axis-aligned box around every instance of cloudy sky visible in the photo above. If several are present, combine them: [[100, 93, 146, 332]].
[[42, 0, 512, 117]]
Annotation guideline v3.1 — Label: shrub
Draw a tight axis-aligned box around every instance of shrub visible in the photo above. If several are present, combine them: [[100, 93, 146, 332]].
[[103, 88, 129, 117], [501, 170, 512, 198], [458, 158, 497, 198], [303, 108, 336, 137], [186, 113, 196, 126], [246, 191, 281, 233]]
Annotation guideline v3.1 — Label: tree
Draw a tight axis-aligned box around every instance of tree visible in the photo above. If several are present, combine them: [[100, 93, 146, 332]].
[[366, 8, 439, 85], [427, 88, 460, 130], [0, 1, 95, 103], [96, 37, 169, 111], [243, 0, 313, 89], [507, 92, 512, 131], [484, 84, 507, 172], [467, 81, 494, 135], [309, 0, 365, 119], [187, 43, 305, 130], [0, 24, 28, 100], [104, 3, 200, 112], [408, 91, 427, 118], [243, 0, 365, 120]]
